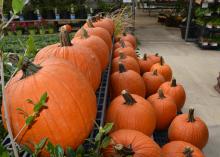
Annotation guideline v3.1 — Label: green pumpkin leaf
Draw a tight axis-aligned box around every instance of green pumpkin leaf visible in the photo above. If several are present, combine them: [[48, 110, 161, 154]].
[[46, 141, 55, 154], [26, 98, 34, 104], [12, 0, 25, 14], [76, 145, 85, 157], [35, 138, 48, 150], [103, 123, 114, 134], [40, 92, 48, 105], [25, 36, 37, 58], [34, 92, 48, 113], [95, 132, 103, 142], [25, 115, 35, 126], [66, 147, 76, 157], [101, 136, 111, 148], [55, 145, 64, 157]]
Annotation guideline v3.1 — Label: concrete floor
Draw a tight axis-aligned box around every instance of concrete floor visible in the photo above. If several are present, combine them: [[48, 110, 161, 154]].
[[135, 10, 220, 156]]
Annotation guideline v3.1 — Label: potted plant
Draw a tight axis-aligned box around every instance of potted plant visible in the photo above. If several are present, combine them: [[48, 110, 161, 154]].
[[39, 26, 46, 35], [47, 24, 55, 34], [28, 24, 37, 35]]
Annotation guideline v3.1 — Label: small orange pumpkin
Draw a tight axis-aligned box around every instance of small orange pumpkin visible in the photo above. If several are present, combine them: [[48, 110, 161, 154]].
[[75, 20, 112, 49], [111, 53, 140, 74], [138, 53, 154, 74], [104, 129, 162, 157], [106, 90, 156, 136], [35, 27, 101, 91], [110, 63, 146, 98], [72, 28, 109, 71], [143, 70, 166, 97], [150, 57, 172, 81], [148, 89, 177, 130], [168, 108, 209, 149], [114, 39, 134, 50], [160, 78, 186, 112], [114, 47, 137, 60], [121, 32, 137, 48], [148, 53, 161, 64], [162, 141, 205, 157]]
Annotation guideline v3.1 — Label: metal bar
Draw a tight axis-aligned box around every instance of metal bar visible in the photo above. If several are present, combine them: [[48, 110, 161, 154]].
[[185, 0, 193, 41]]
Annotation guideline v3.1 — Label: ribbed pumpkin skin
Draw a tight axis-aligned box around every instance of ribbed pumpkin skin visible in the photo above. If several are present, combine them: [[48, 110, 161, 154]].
[[114, 47, 137, 60], [74, 27, 112, 50], [148, 91, 177, 130], [111, 55, 140, 74], [1, 58, 97, 156], [114, 41, 134, 50], [143, 72, 166, 97], [148, 54, 160, 64], [110, 70, 146, 98], [160, 80, 186, 112], [150, 63, 172, 81], [106, 94, 156, 136], [121, 33, 137, 48], [34, 43, 101, 91], [104, 130, 162, 157], [138, 57, 154, 74], [162, 141, 205, 157], [168, 113, 209, 149], [72, 35, 109, 71], [84, 19, 114, 36]]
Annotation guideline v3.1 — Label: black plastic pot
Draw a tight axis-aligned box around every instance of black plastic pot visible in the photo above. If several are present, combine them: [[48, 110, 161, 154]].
[[42, 10, 55, 19], [60, 10, 70, 19], [23, 11, 37, 20], [180, 24, 199, 39]]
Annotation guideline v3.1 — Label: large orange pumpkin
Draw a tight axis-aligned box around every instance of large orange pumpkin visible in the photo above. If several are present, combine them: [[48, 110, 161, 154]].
[[111, 53, 140, 74], [168, 108, 209, 149], [71, 28, 109, 71], [150, 57, 172, 81], [114, 47, 137, 60], [148, 53, 160, 64], [148, 89, 177, 130], [110, 63, 146, 98], [84, 16, 114, 36], [75, 20, 112, 50], [114, 39, 134, 50], [162, 141, 205, 157], [35, 27, 101, 91], [104, 129, 162, 157], [2, 57, 97, 156], [121, 32, 137, 48], [143, 70, 166, 97], [138, 53, 154, 74], [160, 78, 186, 112], [106, 91, 156, 136]]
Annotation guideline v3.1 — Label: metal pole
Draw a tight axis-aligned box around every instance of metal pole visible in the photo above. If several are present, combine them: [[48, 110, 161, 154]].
[[185, 0, 193, 41]]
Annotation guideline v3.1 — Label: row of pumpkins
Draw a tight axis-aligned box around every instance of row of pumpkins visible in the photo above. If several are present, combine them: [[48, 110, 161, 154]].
[[103, 28, 209, 157], [2, 15, 208, 157]]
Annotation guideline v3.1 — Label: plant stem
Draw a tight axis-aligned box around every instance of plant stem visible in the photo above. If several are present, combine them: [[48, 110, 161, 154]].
[[114, 144, 135, 156], [119, 52, 126, 60], [13, 124, 26, 141], [120, 39, 126, 48], [81, 27, 89, 39], [160, 56, 164, 65], [183, 146, 194, 157], [0, 52, 19, 157], [121, 90, 137, 105], [87, 19, 94, 28], [118, 62, 126, 73], [143, 53, 147, 60], [60, 27, 72, 47], [153, 69, 158, 76], [171, 78, 177, 87]]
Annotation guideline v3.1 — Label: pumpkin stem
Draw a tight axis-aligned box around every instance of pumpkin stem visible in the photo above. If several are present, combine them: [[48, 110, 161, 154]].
[[158, 89, 166, 99], [91, 16, 97, 22], [183, 146, 194, 157], [119, 52, 126, 60], [114, 144, 135, 156], [9, 54, 41, 79], [95, 15, 101, 21], [155, 53, 159, 56], [120, 39, 126, 48], [143, 53, 147, 60], [60, 27, 72, 47], [188, 108, 195, 122], [119, 62, 127, 73], [81, 27, 89, 39], [123, 32, 127, 36], [153, 70, 158, 76], [171, 78, 177, 87], [87, 19, 94, 28], [122, 90, 137, 105], [160, 56, 164, 66]]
